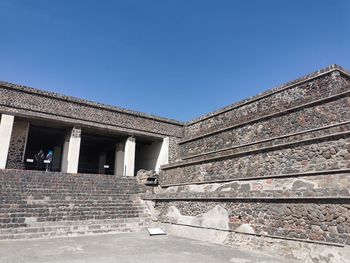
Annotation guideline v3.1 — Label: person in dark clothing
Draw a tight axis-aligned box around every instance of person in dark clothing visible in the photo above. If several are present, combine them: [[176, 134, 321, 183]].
[[45, 150, 53, 172], [34, 149, 45, 170]]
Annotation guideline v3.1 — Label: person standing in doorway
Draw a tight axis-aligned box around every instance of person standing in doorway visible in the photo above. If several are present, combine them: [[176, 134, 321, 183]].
[[45, 150, 53, 172], [34, 149, 45, 170]]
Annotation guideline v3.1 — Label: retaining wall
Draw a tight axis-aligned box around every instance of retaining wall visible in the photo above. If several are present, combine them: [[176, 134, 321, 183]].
[[150, 65, 350, 262]]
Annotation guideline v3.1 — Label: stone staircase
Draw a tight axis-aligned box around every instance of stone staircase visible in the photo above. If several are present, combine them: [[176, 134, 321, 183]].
[[0, 170, 150, 239]]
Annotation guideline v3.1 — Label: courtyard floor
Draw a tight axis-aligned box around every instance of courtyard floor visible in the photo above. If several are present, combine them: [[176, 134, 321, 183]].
[[0, 232, 294, 263]]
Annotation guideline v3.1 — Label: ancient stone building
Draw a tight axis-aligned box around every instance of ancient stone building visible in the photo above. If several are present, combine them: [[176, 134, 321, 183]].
[[1, 64, 350, 262]]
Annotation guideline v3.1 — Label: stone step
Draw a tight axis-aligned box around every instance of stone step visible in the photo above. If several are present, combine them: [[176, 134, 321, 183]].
[[1, 182, 136, 186], [6, 197, 138, 202], [0, 185, 137, 191], [0, 201, 137, 208], [0, 204, 145, 211], [0, 212, 145, 225], [0, 181, 136, 185], [0, 217, 150, 240], [0, 172, 136, 178], [0, 205, 145, 214], [1, 192, 133, 196], [1, 194, 134, 199], [0, 200, 144, 206], [0, 202, 141, 209], [0, 208, 145, 217], [2, 190, 136, 194], [0, 179, 138, 186], [0, 178, 135, 182], [1, 187, 137, 192], [0, 195, 134, 204], [0, 207, 148, 220], [0, 202, 145, 211], [0, 186, 139, 192], [0, 203, 149, 225], [0, 197, 132, 202], [0, 204, 143, 213], [0, 171, 149, 240], [0, 188, 138, 193]]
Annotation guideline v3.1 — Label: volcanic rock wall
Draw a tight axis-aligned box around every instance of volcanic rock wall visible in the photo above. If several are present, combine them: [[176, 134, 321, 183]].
[[147, 65, 350, 262], [6, 120, 29, 169]]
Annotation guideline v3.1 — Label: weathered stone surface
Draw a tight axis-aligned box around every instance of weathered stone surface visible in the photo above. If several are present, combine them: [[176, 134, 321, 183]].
[[181, 96, 350, 158], [161, 136, 350, 185], [145, 174, 350, 200], [136, 169, 157, 184], [0, 169, 150, 239], [154, 200, 350, 245], [184, 66, 350, 139], [225, 231, 350, 263], [149, 66, 350, 262], [0, 82, 183, 139], [6, 120, 29, 169], [169, 137, 181, 162]]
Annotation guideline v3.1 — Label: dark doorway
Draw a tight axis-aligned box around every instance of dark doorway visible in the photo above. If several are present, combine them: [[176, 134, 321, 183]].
[[134, 138, 162, 174], [24, 125, 66, 171], [78, 133, 119, 175]]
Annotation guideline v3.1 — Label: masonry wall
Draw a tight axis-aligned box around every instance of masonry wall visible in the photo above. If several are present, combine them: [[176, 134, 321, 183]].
[[0, 81, 183, 139], [149, 65, 350, 262], [6, 119, 29, 169], [160, 66, 350, 185]]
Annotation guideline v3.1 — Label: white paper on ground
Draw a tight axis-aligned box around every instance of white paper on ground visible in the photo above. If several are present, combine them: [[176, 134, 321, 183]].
[[147, 228, 166, 236]]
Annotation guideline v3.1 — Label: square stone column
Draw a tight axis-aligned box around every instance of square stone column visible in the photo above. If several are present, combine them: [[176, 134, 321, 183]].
[[114, 142, 125, 176], [155, 137, 169, 173], [61, 127, 81, 174], [0, 114, 14, 169], [124, 136, 136, 176], [98, 152, 107, 174]]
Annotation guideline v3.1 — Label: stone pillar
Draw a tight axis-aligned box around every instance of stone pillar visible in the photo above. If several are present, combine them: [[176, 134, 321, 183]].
[[0, 114, 14, 169], [61, 138, 69, 173], [155, 137, 169, 173], [6, 120, 29, 169], [124, 136, 136, 176], [52, 146, 62, 172], [98, 152, 107, 174], [61, 127, 81, 174], [114, 142, 124, 176]]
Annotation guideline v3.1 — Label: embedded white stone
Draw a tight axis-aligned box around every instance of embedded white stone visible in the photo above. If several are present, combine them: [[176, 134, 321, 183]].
[[166, 205, 229, 231], [235, 224, 255, 234]]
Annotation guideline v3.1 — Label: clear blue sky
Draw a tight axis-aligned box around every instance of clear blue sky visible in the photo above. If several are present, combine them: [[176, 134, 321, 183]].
[[0, 0, 349, 122]]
